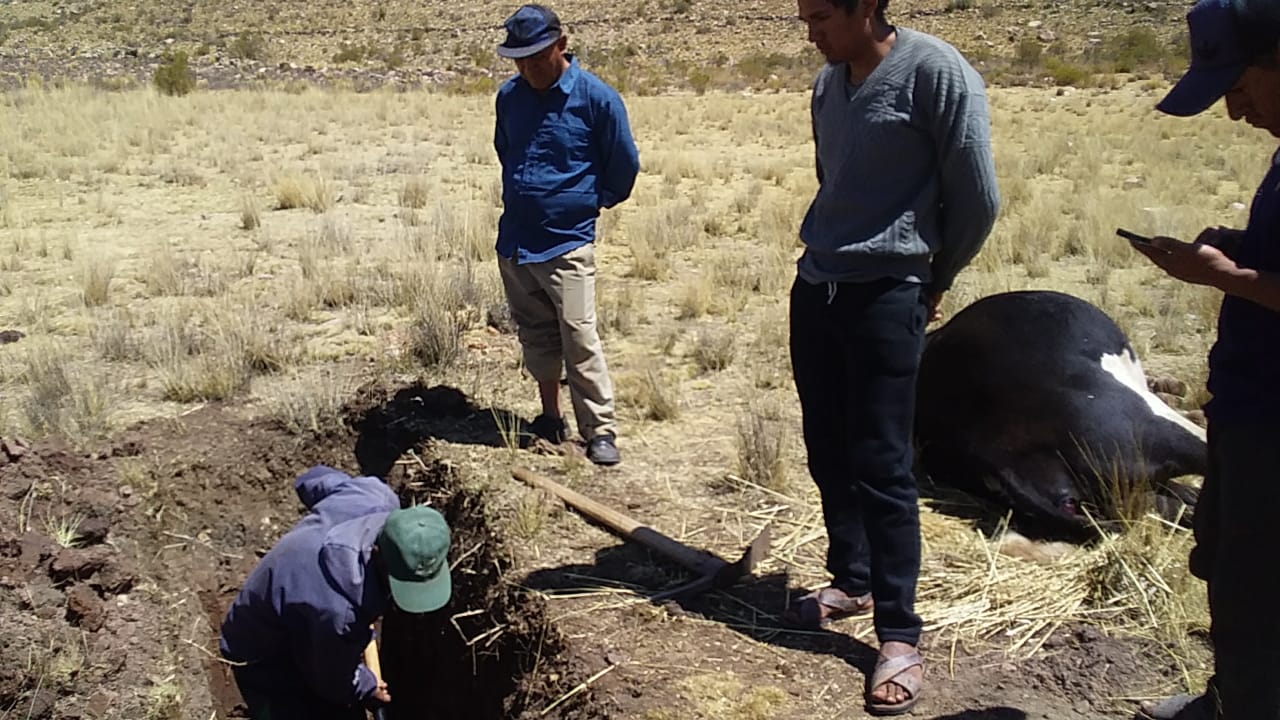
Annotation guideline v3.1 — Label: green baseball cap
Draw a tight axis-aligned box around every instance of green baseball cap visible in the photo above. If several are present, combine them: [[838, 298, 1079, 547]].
[[377, 505, 452, 614]]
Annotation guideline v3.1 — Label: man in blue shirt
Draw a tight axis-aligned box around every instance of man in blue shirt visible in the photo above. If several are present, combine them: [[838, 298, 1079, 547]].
[[493, 4, 640, 466], [219, 466, 452, 719], [1130, 1, 1280, 718]]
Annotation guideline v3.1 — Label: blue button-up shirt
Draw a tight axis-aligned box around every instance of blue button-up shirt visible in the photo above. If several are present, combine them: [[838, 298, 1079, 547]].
[[494, 56, 641, 264]]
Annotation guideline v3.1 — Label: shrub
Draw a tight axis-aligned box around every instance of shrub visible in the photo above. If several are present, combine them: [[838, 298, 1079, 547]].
[[153, 52, 195, 96], [1045, 57, 1092, 87], [228, 33, 268, 61], [1105, 27, 1167, 73], [1014, 38, 1042, 68], [332, 44, 369, 64], [692, 326, 736, 373], [687, 66, 712, 95]]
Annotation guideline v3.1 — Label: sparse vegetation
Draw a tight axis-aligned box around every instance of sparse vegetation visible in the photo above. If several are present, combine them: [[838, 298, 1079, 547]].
[[152, 52, 195, 96], [399, 175, 432, 209], [228, 33, 268, 61], [408, 299, 465, 370], [77, 256, 115, 307], [619, 365, 681, 422], [145, 678, 184, 720], [735, 400, 788, 492], [509, 489, 550, 540], [0, 72, 1244, 717], [44, 511, 85, 548], [267, 371, 350, 435], [240, 194, 261, 230], [691, 325, 736, 373], [17, 342, 115, 444], [272, 173, 335, 213]]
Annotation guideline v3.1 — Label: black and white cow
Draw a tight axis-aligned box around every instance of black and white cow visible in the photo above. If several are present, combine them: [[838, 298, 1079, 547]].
[[915, 290, 1206, 539]]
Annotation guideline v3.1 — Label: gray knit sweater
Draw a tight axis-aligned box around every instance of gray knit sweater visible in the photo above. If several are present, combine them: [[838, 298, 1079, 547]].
[[798, 27, 1000, 292]]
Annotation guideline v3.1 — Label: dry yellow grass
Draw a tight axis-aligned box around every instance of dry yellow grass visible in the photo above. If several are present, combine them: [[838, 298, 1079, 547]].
[[0, 81, 1271, 684]]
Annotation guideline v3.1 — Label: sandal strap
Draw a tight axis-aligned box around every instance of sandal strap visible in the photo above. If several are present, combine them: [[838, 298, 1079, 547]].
[[812, 587, 871, 612], [870, 650, 924, 697], [1139, 694, 1208, 720]]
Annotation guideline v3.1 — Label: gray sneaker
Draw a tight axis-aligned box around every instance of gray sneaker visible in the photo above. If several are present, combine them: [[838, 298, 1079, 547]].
[[586, 433, 621, 466]]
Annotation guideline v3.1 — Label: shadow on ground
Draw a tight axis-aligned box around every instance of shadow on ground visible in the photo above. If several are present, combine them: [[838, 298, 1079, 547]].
[[927, 710, 1028, 720], [521, 539, 882, 675], [351, 383, 537, 477]]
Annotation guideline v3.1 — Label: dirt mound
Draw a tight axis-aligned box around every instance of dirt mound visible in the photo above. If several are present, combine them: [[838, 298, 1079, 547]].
[[0, 383, 602, 719]]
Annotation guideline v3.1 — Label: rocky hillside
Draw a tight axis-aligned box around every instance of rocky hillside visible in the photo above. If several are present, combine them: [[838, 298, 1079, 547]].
[[0, 0, 1193, 90]]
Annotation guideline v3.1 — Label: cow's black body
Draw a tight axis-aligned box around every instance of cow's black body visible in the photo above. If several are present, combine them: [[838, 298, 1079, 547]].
[[915, 291, 1205, 539]]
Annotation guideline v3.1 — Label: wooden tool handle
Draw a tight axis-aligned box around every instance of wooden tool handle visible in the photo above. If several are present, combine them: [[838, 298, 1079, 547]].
[[513, 466, 643, 533], [512, 466, 723, 575], [364, 633, 390, 719], [363, 635, 382, 681]]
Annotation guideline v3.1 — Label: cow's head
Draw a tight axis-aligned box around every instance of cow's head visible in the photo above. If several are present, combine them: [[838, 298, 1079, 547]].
[[993, 464, 1097, 542]]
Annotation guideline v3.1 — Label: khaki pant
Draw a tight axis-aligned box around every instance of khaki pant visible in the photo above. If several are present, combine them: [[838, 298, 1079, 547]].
[[497, 244, 617, 440]]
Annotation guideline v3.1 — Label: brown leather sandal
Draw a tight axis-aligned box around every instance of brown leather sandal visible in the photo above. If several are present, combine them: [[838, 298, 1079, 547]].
[[781, 587, 874, 629], [865, 649, 924, 716], [1138, 694, 1215, 720]]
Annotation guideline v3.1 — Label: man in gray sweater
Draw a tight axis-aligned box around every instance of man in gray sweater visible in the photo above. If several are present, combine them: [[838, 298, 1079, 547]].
[[787, 0, 1000, 714]]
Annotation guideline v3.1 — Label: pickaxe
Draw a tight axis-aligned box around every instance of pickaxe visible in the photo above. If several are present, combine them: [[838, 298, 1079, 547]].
[[511, 466, 772, 600]]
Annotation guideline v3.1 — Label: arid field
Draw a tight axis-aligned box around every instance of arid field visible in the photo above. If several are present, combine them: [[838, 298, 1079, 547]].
[[0, 73, 1275, 718]]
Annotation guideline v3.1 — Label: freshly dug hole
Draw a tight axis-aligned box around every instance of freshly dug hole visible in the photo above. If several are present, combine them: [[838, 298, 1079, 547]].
[[350, 387, 604, 720]]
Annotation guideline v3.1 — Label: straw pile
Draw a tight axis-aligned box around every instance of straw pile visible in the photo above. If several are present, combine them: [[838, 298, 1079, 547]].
[[761, 494, 1207, 659]]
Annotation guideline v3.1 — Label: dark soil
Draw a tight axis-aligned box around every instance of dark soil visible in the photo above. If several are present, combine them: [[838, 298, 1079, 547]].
[[0, 381, 603, 720]]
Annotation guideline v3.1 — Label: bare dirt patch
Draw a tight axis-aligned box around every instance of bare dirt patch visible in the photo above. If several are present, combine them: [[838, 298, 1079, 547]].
[[0, 383, 605, 720]]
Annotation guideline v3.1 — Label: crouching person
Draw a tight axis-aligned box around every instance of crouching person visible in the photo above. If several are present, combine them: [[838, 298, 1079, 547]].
[[219, 465, 452, 719]]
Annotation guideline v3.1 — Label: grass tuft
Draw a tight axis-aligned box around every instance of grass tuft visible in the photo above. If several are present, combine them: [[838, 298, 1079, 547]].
[[736, 399, 788, 492], [272, 173, 335, 212], [44, 512, 85, 548], [78, 256, 115, 307], [691, 325, 736, 373]]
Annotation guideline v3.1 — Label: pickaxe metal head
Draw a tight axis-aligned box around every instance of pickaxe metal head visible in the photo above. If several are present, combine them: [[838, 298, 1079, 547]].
[[649, 524, 773, 602]]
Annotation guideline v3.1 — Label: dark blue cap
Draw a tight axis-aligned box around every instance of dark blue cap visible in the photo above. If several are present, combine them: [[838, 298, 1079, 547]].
[[496, 5, 563, 59], [1158, 0, 1273, 117]]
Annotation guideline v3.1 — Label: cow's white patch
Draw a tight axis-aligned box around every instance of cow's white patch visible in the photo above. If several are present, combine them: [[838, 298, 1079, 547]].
[[1099, 350, 1208, 442]]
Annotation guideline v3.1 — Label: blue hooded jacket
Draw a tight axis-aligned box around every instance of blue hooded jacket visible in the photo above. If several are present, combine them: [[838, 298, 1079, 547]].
[[219, 466, 399, 706]]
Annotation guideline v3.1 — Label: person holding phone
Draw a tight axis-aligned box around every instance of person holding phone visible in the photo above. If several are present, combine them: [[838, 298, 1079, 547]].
[[1129, 1, 1280, 718]]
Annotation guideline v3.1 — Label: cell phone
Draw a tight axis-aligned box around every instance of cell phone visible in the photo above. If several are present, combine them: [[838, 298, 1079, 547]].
[[1116, 228, 1155, 247]]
